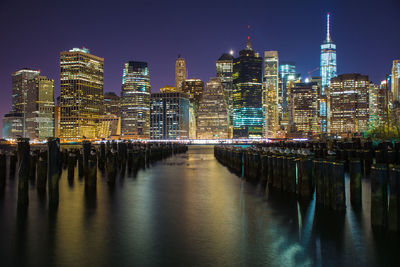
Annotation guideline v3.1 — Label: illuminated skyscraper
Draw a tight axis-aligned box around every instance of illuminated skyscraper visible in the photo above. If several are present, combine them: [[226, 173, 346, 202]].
[[287, 82, 319, 136], [392, 60, 400, 102], [181, 78, 204, 110], [175, 55, 187, 91], [26, 76, 54, 140], [11, 68, 40, 137], [232, 39, 263, 138], [150, 92, 189, 140], [279, 62, 300, 113], [320, 13, 337, 93], [197, 78, 228, 139], [216, 52, 234, 137], [329, 74, 369, 136], [121, 61, 151, 139], [263, 51, 279, 138], [104, 92, 120, 116], [60, 47, 104, 139]]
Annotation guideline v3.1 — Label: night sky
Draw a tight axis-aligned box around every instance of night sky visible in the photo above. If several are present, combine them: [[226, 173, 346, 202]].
[[0, 0, 399, 131]]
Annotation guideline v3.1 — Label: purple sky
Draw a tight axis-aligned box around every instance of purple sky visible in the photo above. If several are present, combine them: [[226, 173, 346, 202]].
[[0, 0, 399, 132]]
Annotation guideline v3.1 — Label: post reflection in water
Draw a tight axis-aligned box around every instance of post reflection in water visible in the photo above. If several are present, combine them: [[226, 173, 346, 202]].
[[0, 145, 399, 266]]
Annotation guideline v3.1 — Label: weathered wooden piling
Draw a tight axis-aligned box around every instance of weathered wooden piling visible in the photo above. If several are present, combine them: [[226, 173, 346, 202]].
[[29, 151, 37, 181], [349, 159, 362, 207], [388, 165, 400, 232], [85, 149, 97, 188], [298, 157, 313, 199], [371, 164, 388, 229], [323, 159, 332, 208], [331, 160, 345, 211], [48, 138, 60, 208], [99, 142, 106, 171], [106, 148, 117, 184], [0, 151, 6, 190], [17, 138, 30, 206], [9, 150, 17, 178]]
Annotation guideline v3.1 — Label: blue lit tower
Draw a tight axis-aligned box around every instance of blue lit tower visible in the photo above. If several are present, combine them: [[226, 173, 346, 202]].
[[320, 12, 337, 94], [232, 38, 263, 138]]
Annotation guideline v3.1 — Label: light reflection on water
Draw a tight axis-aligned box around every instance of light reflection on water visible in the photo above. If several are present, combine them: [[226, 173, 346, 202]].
[[0, 145, 399, 266]]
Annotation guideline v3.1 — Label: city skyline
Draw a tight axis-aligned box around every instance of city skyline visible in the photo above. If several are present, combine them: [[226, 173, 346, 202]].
[[0, 0, 399, 135]]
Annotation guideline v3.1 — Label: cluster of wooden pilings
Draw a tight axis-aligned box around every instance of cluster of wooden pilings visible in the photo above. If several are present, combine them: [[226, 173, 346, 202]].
[[0, 138, 187, 208], [214, 139, 400, 233]]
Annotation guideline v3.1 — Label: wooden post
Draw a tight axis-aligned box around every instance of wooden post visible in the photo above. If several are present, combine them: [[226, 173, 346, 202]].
[[48, 138, 60, 208], [17, 138, 30, 206], [371, 164, 388, 230]]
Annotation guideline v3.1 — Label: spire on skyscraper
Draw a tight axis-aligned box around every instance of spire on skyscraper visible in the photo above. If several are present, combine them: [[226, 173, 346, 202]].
[[326, 12, 331, 42], [245, 25, 253, 50]]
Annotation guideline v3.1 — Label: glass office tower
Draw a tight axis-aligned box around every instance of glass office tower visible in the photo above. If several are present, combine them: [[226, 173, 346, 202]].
[[232, 39, 263, 138], [121, 61, 151, 139]]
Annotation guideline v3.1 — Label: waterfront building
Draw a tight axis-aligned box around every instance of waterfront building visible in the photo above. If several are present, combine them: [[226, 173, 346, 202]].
[[279, 62, 300, 114], [196, 78, 228, 139], [232, 38, 263, 138], [287, 82, 319, 136], [11, 68, 40, 137], [263, 51, 279, 138], [160, 86, 177, 93], [97, 115, 120, 138], [320, 13, 337, 93], [369, 82, 389, 128], [26, 75, 54, 140], [181, 78, 204, 109], [121, 61, 151, 139], [329, 74, 369, 136], [150, 92, 189, 140], [54, 106, 61, 138], [216, 52, 234, 138], [188, 102, 196, 139], [104, 92, 120, 116], [2, 112, 23, 139], [392, 60, 400, 102], [60, 47, 104, 140], [175, 55, 187, 91]]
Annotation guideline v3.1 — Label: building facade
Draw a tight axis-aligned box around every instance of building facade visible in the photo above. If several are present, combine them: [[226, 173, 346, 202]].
[[287, 82, 319, 136], [60, 47, 104, 140], [196, 78, 228, 139], [175, 55, 187, 91], [369, 82, 389, 128], [392, 60, 400, 102], [160, 86, 177, 93], [150, 92, 189, 140], [263, 51, 279, 138], [2, 113, 23, 139], [104, 92, 120, 116], [11, 68, 40, 137], [26, 75, 54, 140], [216, 53, 234, 138], [320, 13, 337, 93], [329, 74, 369, 136], [121, 61, 151, 139], [232, 39, 263, 138]]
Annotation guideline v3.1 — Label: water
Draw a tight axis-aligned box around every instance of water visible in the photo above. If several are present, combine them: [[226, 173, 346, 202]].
[[0, 145, 399, 266]]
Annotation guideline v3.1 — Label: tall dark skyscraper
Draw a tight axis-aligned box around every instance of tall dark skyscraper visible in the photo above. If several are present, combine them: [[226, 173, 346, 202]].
[[232, 38, 263, 138], [121, 61, 151, 139]]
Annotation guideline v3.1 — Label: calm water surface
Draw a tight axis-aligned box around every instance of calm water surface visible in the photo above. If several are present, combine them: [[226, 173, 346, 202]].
[[0, 145, 399, 266]]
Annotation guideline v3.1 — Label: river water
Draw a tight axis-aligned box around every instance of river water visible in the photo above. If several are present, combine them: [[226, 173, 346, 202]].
[[0, 145, 399, 266]]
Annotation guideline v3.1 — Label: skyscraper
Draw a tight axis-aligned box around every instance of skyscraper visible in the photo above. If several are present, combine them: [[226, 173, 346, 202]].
[[287, 82, 319, 136], [150, 92, 189, 140], [392, 60, 400, 102], [104, 92, 121, 116], [263, 51, 279, 138], [26, 75, 54, 140], [121, 61, 151, 139], [197, 78, 228, 139], [232, 38, 263, 138], [60, 47, 104, 139], [216, 52, 234, 137], [320, 13, 337, 93], [329, 74, 369, 137], [175, 55, 187, 91], [181, 78, 204, 110], [11, 68, 40, 137]]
